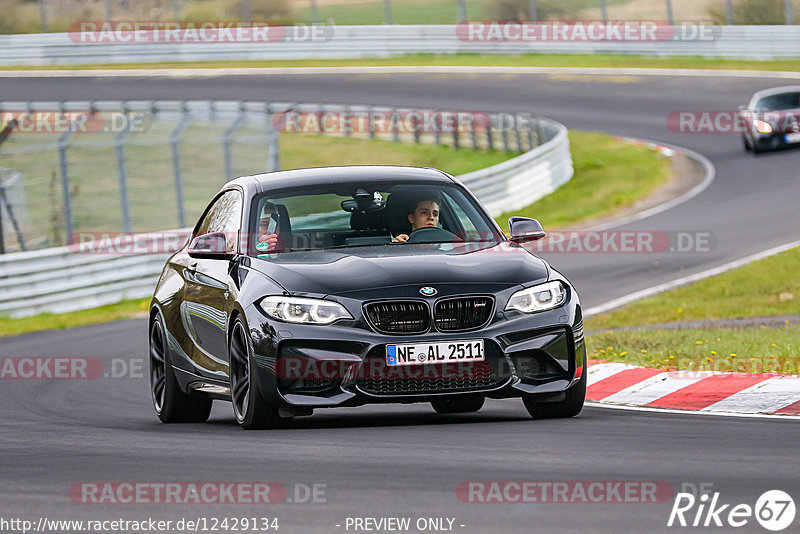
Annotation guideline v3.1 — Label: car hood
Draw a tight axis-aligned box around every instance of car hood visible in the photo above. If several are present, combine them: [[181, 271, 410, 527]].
[[246, 242, 549, 296]]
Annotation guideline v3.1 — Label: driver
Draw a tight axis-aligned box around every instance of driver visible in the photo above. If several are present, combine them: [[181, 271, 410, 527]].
[[393, 196, 441, 243]]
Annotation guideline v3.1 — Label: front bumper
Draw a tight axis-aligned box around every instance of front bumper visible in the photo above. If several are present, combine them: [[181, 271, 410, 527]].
[[244, 290, 585, 409]]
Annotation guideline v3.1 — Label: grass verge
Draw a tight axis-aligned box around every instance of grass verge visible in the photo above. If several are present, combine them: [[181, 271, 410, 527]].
[[585, 245, 800, 374], [497, 131, 670, 231], [588, 325, 799, 375], [0, 130, 670, 336], [0, 298, 150, 337], [4, 53, 799, 72], [586, 246, 800, 331]]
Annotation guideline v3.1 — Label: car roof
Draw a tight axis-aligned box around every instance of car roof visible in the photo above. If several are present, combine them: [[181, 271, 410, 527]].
[[750, 85, 800, 104], [227, 165, 455, 195]]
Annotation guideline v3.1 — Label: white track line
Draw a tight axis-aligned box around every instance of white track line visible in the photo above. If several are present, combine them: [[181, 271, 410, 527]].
[[601, 371, 709, 406], [584, 239, 800, 317], [2, 66, 800, 78], [584, 402, 800, 420], [586, 362, 639, 385], [700, 376, 800, 414]]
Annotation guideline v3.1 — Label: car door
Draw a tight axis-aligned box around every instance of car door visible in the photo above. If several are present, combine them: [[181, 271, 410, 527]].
[[181, 189, 243, 377]]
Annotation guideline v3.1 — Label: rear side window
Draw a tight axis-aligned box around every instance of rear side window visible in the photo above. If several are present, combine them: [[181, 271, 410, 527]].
[[194, 190, 243, 251]]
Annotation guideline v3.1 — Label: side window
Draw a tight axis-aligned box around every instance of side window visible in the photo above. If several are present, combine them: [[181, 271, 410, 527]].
[[194, 190, 243, 251]]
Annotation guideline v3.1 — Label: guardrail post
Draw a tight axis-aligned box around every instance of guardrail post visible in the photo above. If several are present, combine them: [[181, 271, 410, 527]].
[[725, 0, 733, 25], [115, 103, 133, 233], [266, 104, 281, 172], [470, 116, 478, 150], [500, 115, 510, 152], [343, 104, 352, 138], [451, 111, 460, 149], [170, 102, 192, 228], [368, 106, 376, 140], [0, 182, 26, 252], [486, 116, 494, 151], [514, 116, 522, 152], [666, 0, 674, 25], [57, 131, 75, 245], [0, 183, 4, 254], [786, 0, 794, 25], [223, 101, 246, 182], [433, 112, 441, 146], [391, 107, 400, 143], [382, 0, 392, 25]]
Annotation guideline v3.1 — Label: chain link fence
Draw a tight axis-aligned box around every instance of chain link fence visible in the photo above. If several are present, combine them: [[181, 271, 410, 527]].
[[4, 0, 798, 34], [0, 100, 549, 252]]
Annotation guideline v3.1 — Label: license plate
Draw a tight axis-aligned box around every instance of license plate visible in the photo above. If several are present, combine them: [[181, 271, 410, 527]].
[[785, 133, 800, 144], [386, 340, 485, 366]]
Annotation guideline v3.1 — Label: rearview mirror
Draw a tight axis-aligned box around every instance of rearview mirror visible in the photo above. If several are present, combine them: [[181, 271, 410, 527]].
[[188, 232, 234, 260], [509, 217, 546, 242]]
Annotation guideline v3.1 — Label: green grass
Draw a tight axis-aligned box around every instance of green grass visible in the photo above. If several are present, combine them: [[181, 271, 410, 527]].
[[5, 53, 800, 72], [585, 244, 800, 374], [587, 325, 800, 375], [0, 298, 150, 337], [586, 246, 800, 331], [279, 134, 513, 175], [496, 130, 670, 230]]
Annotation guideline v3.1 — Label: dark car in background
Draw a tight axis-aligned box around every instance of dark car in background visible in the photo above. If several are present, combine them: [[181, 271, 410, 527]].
[[741, 86, 800, 153], [149, 166, 585, 429]]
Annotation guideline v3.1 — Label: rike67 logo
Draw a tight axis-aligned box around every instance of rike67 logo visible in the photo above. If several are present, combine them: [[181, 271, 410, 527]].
[[668, 486, 796, 531]]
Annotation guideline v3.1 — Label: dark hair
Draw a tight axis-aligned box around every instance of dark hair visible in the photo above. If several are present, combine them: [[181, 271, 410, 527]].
[[408, 193, 442, 215]]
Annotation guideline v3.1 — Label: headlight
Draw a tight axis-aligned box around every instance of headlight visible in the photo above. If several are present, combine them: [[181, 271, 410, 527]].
[[260, 296, 352, 324], [753, 119, 773, 134], [505, 281, 567, 313]]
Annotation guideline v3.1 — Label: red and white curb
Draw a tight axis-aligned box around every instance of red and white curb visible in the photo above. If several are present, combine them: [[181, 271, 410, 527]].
[[586, 361, 800, 416]]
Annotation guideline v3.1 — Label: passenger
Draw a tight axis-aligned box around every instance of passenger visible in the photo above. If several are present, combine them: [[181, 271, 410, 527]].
[[256, 202, 280, 252], [393, 196, 441, 243]]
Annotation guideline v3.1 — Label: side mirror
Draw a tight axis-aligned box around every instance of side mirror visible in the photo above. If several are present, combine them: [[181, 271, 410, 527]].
[[188, 232, 234, 260], [509, 217, 546, 242]]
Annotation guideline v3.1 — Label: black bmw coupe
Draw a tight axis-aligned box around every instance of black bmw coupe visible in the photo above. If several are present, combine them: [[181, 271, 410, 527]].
[[149, 166, 586, 429]]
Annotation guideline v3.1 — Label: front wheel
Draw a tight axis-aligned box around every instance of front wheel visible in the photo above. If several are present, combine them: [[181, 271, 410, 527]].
[[523, 369, 586, 419], [149, 312, 212, 423], [431, 395, 485, 414], [229, 317, 287, 430]]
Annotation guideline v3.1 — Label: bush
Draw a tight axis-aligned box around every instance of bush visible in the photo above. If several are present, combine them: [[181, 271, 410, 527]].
[[707, 0, 797, 25], [487, 0, 576, 21]]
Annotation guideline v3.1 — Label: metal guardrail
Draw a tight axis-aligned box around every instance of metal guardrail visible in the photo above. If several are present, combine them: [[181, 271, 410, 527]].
[[1, 25, 800, 65], [0, 100, 572, 317]]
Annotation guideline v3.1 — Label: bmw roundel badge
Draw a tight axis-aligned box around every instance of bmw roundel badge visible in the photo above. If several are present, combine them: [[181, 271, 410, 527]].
[[420, 286, 437, 296]]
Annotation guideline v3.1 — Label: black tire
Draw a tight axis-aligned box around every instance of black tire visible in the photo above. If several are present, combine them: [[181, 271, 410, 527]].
[[743, 135, 752, 152], [523, 369, 586, 419], [431, 395, 485, 414], [229, 317, 287, 430], [150, 312, 212, 423]]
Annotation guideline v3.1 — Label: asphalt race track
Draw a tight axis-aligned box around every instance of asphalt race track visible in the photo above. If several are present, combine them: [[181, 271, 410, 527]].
[[1, 71, 799, 533]]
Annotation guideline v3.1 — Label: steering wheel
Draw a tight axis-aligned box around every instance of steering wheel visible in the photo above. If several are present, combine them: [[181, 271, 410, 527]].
[[406, 226, 458, 244]]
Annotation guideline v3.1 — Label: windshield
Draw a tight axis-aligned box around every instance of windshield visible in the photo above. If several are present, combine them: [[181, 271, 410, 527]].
[[754, 92, 800, 112], [247, 181, 502, 256]]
